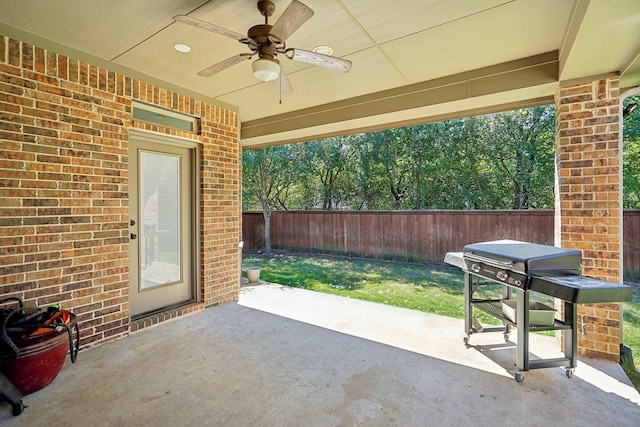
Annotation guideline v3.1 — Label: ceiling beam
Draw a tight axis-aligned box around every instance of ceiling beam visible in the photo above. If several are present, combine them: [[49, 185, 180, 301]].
[[241, 51, 559, 147]]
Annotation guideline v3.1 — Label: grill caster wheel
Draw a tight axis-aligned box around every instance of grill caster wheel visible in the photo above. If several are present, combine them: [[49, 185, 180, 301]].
[[12, 401, 25, 416], [463, 335, 470, 345], [515, 371, 525, 382], [503, 333, 510, 342], [565, 368, 575, 378]]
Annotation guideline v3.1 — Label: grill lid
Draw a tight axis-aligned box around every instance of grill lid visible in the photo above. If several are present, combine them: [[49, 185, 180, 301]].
[[463, 240, 581, 275]]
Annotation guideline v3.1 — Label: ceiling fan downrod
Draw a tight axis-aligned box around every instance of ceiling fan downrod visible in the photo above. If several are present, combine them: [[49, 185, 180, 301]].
[[257, 1, 276, 24]]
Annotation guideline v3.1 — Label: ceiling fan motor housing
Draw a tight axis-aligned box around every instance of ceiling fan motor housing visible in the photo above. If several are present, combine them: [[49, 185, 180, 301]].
[[247, 24, 273, 46]]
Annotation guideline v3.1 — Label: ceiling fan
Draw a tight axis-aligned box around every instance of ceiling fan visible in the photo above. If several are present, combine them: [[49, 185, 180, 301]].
[[174, 0, 352, 92]]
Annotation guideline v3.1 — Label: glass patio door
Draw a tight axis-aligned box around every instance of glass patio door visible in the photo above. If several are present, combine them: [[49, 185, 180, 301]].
[[129, 137, 194, 317]]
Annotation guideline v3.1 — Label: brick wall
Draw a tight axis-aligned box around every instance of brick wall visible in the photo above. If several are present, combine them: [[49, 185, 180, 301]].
[[556, 77, 623, 361], [0, 35, 241, 349]]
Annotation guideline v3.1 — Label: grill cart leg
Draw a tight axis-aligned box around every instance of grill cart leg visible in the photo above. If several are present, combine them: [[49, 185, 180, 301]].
[[516, 289, 530, 372], [464, 272, 473, 343], [0, 371, 24, 416], [502, 285, 511, 342], [564, 300, 578, 378]]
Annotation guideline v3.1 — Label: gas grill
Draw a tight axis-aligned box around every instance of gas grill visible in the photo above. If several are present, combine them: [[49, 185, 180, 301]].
[[444, 240, 632, 382]]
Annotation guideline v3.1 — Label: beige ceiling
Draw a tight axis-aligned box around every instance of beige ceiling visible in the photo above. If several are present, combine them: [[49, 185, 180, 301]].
[[1, 0, 639, 148]]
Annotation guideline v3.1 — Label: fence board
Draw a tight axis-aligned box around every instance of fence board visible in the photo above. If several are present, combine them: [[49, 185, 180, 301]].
[[242, 212, 264, 250], [243, 210, 640, 281]]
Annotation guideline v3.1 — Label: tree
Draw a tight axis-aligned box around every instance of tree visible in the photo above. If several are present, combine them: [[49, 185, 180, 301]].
[[242, 106, 558, 213], [298, 137, 359, 210], [623, 94, 640, 209], [352, 133, 388, 209], [481, 106, 555, 209], [242, 145, 301, 252], [404, 124, 432, 209], [433, 117, 490, 209]]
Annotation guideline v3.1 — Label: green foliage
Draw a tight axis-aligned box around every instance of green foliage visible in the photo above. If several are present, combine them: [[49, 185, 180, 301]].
[[243, 106, 558, 211], [242, 145, 301, 212], [297, 136, 361, 210], [481, 106, 556, 209], [242, 102, 638, 210], [623, 95, 640, 209]]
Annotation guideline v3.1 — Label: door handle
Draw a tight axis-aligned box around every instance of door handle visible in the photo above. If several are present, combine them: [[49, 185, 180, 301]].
[[130, 233, 137, 240]]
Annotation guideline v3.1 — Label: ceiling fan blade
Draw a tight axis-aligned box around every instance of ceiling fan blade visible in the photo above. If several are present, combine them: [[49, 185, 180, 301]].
[[275, 68, 293, 94], [285, 49, 351, 73], [197, 54, 251, 77], [174, 15, 246, 42], [269, 0, 314, 42]]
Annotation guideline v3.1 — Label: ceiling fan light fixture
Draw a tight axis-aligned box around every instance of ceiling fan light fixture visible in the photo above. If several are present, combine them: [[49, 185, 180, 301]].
[[252, 57, 280, 81]]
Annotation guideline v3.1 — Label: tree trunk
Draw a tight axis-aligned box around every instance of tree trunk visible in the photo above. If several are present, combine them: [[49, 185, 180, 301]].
[[262, 209, 272, 253], [512, 182, 522, 209]]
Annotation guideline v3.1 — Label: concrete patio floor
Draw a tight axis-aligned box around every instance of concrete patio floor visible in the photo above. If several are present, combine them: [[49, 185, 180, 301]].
[[2, 282, 639, 426]]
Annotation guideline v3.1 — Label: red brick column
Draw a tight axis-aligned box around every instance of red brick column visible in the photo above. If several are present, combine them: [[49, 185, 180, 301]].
[[555, 77, 623, 361]]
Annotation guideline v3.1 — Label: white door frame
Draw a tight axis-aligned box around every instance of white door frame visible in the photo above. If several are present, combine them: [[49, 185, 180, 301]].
[[128, 129, 201, 316]]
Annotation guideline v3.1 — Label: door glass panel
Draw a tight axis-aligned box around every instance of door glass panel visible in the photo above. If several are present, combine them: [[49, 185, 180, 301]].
[[140, 151, 181, 289]]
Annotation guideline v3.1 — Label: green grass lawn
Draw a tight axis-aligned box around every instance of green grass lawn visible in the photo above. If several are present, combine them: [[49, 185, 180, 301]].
[[623, 294, 640, 387], [243, 250, 640, 390], [244, 252, 465, 316]]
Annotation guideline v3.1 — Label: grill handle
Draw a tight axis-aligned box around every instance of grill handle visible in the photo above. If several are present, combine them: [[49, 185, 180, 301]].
[[464, 253, 514, 267]]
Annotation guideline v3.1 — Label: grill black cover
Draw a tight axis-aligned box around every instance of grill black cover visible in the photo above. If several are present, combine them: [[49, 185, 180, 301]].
[[463, 240, 581, 275]]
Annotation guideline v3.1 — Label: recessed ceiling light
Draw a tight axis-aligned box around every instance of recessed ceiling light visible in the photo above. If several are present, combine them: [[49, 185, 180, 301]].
[[312, 45, 333, 56], [173, 43, 191, 53]]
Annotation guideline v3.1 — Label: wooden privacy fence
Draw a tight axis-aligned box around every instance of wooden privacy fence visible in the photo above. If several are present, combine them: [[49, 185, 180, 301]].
[[243, 210, 640, 281]]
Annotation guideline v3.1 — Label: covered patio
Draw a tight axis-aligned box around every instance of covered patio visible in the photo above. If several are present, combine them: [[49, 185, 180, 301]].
[[1, 2, 640, 422], [2, 283, 638, 425]]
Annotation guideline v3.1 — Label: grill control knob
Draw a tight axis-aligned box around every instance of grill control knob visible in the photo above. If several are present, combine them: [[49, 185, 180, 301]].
[[496, 270, 509, 281], [471, 263, 482, 273]]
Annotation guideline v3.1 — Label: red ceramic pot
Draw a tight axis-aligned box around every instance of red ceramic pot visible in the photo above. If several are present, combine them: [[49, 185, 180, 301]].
[[0, 313, 76, 395]]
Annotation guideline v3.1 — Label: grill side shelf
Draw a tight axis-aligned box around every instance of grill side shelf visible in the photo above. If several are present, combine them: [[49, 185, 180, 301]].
[[471, 299, 572, 331]]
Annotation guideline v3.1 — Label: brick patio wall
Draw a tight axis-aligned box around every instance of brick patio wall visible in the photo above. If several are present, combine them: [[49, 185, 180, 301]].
[[556, 77, 623, 362], [0, 35, 241, 349]]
